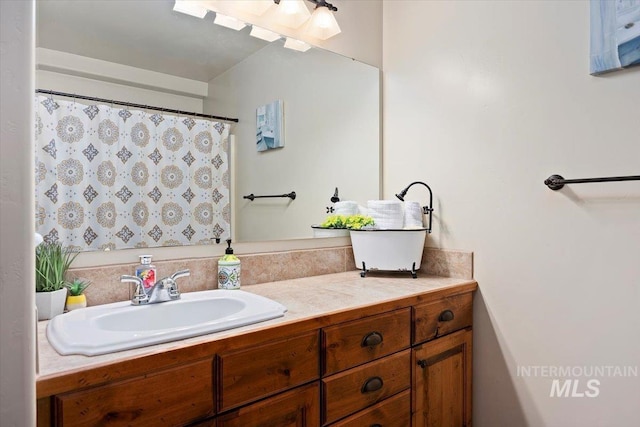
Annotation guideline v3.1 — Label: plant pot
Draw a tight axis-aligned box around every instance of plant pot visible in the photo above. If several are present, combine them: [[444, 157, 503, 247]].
[[35, 288, 67, 320], [66, 294, 87, 311]]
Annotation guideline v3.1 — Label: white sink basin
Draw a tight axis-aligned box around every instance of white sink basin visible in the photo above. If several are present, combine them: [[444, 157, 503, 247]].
[[46, 290, 287, 356]]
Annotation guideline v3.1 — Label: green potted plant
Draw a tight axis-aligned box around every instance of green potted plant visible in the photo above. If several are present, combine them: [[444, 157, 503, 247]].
[[65, 279, 91, 311], [35, 242, 77, 320]]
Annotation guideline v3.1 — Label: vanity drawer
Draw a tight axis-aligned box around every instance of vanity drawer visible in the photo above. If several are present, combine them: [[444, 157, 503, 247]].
[[217, 382, 320, 427], [323, 308, 410, 375], [322, 349, 410, 425], [55, 359, 214, 426], [328, 389, 410, 427], [413, 292, 473, 345], [217, 330, 319, 412]]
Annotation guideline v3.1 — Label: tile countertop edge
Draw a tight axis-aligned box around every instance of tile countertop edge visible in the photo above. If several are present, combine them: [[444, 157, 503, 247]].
[[36, 271, 477, 398]]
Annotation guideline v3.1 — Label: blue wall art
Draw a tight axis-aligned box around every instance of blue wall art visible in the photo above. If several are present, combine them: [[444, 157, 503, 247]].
[[591, 0, 640, 74], [256, 100, 284, 152]]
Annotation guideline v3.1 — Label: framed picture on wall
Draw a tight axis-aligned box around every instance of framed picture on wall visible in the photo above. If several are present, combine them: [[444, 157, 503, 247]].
[[256, 100, 284, 152], [590, 0, 640, 74]]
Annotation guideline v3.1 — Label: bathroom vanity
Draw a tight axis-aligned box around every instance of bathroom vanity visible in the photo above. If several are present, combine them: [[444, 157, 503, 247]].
[[36, 272, 476, 426]]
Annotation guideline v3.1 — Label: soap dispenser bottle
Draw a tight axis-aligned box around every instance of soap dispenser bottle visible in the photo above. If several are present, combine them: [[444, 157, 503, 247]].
[[135, 255, 156, 290], [218, 239, 241, 290]]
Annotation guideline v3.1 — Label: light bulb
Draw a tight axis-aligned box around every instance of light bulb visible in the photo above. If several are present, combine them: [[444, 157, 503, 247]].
[[274, 0, 311, 29], [233, 0, 274, 16], [306, 6, 341, 40]]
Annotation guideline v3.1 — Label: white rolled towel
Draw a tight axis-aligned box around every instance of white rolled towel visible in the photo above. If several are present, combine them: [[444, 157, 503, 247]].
[[334, 201, 358, 216], [367, 200, 404, 229], [404, 201, 424, 228]]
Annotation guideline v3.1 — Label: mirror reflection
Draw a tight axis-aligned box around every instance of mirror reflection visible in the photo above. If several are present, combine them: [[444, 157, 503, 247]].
[[35, 0, 380, 249]]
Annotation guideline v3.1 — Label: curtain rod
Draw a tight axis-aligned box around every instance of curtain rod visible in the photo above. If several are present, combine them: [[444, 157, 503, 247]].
[[35, 89, 239, 123]]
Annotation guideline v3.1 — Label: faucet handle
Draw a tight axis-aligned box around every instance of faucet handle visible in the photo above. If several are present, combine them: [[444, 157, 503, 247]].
[[121, 275, 143, 286], [121, 275, 148, 304], [170, 269, 190, 281]]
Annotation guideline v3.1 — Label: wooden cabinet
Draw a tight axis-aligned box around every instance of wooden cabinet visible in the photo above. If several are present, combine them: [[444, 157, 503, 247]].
[[322, 349, 410, 425], [37, 287, 475, 427], [321, 309, 412, 425], [413, 328, 473, 427], [413, 292, 472, 344], [217, 331, 319, 412], [322, 308, 410, 375], [328, 389, 411, 427], [55, 359, 214, 426], [217, 383, 320, 427]]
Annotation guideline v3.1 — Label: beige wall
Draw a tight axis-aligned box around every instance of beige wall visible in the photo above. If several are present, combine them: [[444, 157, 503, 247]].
[[383, 1, 640, 426], [0, 1, 36, 424], [207, 42, 380, 242]]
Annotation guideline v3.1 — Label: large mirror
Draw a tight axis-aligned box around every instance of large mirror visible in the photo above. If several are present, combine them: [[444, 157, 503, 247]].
[[35, 0, 380, 248]]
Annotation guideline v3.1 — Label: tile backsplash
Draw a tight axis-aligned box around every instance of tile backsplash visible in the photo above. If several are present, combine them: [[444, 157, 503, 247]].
[[68, 246, 473, 307]]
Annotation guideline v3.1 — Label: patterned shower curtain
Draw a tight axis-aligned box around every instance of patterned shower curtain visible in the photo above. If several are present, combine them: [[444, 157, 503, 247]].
[[35, 95, 231, 251]]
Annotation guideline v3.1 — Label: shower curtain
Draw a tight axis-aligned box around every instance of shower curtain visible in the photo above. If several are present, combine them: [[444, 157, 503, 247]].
[[35, 95, 231, 251]]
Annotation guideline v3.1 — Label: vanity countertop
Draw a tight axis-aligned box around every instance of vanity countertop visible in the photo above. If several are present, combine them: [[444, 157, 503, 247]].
[[36, 271, 477, 398]]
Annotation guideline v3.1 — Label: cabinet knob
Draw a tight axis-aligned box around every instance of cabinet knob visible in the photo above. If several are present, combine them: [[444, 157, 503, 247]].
[[438, 309, 454, 322], [417, 359, 428, 369], [361, 331, 383, 347], [361, 376, 384, 393], [370, 424, 382, 427]]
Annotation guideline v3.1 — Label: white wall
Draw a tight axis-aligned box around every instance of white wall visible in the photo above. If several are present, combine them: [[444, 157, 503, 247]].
[[0, 1, 36, 424], [36, 48, 206, 112], [207, 43, 380, 242], [383, 1, 640, 426]]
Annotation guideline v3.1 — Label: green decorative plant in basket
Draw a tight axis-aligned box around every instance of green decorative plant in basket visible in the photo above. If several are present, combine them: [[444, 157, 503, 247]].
[[35, 242, 78, 320], [320, 214, 375, 230]]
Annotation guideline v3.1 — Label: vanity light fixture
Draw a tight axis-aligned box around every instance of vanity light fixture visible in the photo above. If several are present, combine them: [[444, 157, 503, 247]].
[[173, 0, 208, 18], [305, 0, 340, 40], [273, 0, 312, 29], [234, 0, 275, 16], [213, 13, 247, 31], [283, 37, 311, 52], [250, 25, 282, 42]]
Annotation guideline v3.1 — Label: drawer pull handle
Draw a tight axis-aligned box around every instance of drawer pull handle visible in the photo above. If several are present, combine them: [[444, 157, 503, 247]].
[[361, 376, 384, 393], [439, 309, 454, 322], [361, 331, 383, 347], [370, 425, 382, 427]]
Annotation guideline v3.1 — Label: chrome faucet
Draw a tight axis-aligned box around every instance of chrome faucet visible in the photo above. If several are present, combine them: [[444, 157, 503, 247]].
[[121, 269, 190, 305]]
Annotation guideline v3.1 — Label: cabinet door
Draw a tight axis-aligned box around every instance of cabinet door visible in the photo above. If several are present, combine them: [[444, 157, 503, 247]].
[[55, 359, 214, 426], [217, 382, 320, 427], [413, 328, 472, 427]]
